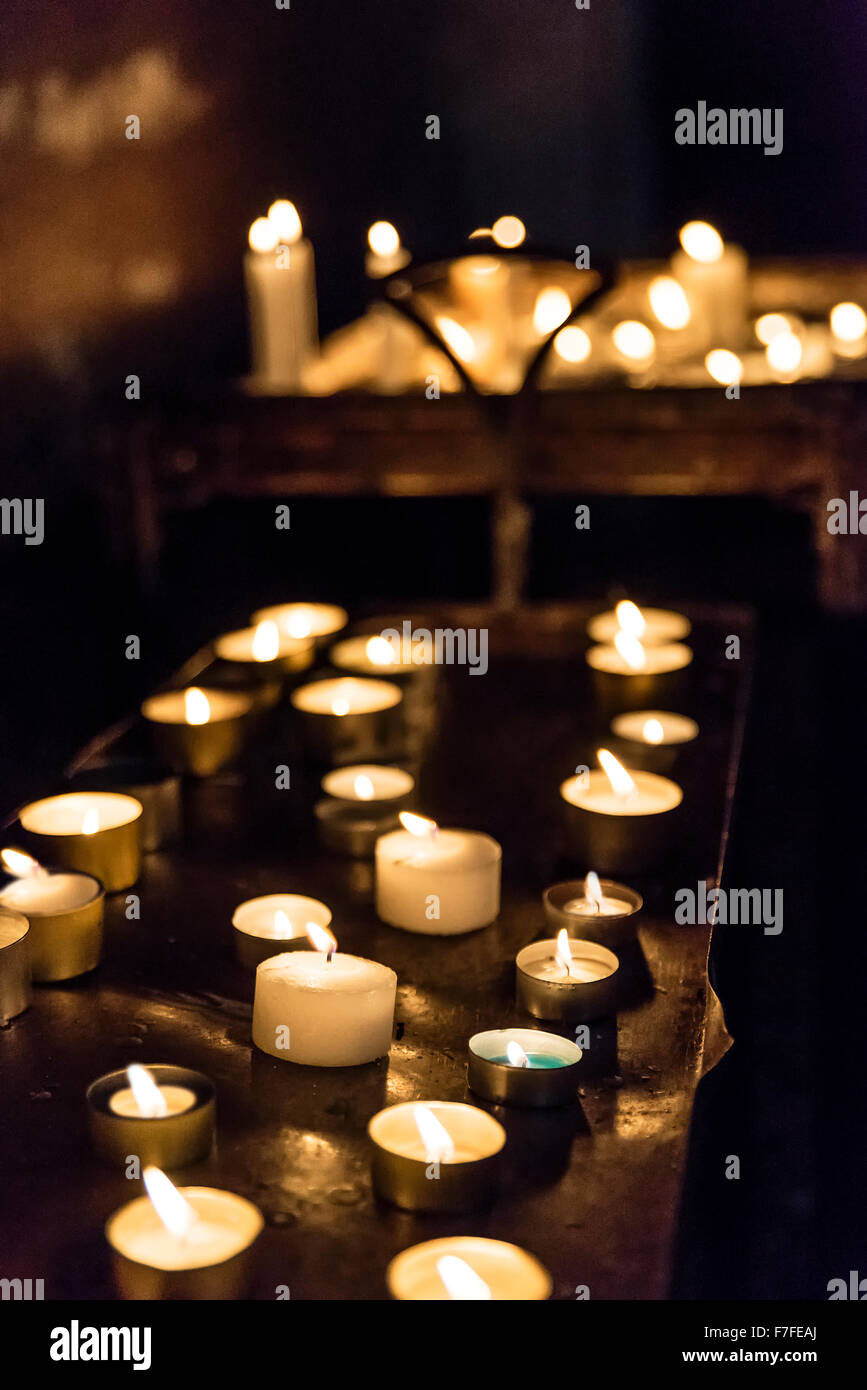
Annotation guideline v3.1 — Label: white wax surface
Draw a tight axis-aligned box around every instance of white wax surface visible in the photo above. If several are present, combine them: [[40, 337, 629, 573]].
[[388, 1237, 551, 1301], [213, 627, 313, 663], [252, 603, 348, 638], [611, 710, 699, 746], [562, 895, 632, 917], [109, 1086, 197, 1117], [141, 689, 252, 725], [232, 893, 330, 941], [107, 1189, 263, 1270], [252, 951, 397, 1066], [368, 1101, 505, 1163], [19, 792, 142, 836], [291, 677, 402, 716], [586, 607, 691, 644], [586, 642, 693, 675], [560, 769, 683, 817], [0, 916, 28, 948], [321, 765, 414, 802], [375, 828, 501, 934], [245, 238, 317, 387], [0, 872, 98, 915], [330, 636, 423, 676], [518, 939, 617, 984], [671, 244, 748, 345]]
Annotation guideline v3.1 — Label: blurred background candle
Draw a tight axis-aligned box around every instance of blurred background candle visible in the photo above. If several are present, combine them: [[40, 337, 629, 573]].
[[671, 220, 748, 349], [291, 676, 403, 764], [232, 892, 329, 969], [329, 633, 430, 678], [365, 220, 411, 280], [0, 906, 30, 1022], [0, 847, 104, 981], [88, 1064, 215, 1169], [142, 686, 254, 777], [516, 931, 620, 1021], [586, 631, 693, 717], [315, 765, 415, 857], [252, 602, 348, 647], [387, 1237, 551, 1301], [609, 708, 700, 774], [106, 1166, 263, 1300], [586, 599, 691, 645], [252, 924, 396, 1066], [543, 872, 643, 950], [560, 748, 683, 873], [368, 1101, 505, 1212], [375, 812, 501, 934], [245, 199, 317, 390], [213, 619, 314, 677], [17, 792, 141, 892]]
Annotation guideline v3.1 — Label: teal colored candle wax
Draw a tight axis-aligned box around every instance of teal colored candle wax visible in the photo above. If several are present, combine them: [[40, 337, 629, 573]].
[[490, 1053, 568, 1069]]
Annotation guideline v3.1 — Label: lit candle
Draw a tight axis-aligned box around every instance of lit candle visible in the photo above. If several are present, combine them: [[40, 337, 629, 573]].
[[213, 620, 314, 674], [141, 686, 254, 777], [586, 599, 691, 645], [17, 793, 142, 893], [88, 1065, 214, 1169], [315, 765, 415, 858], [830, 301, 867, 358], [387, 1237, 551, 1301], [611, 319, 656, 371], [66, 757, 181, 853], [467, 1028, 583, 1108], [252, 923, 397, 1066], [560, 748, 683, 874], [106, 1166, 263, 1300], [609, 708, 700, 775], [251, 602, 348, 644], [543, 871, 643, 950], [291, 676, 403, 763], [0, 847, 104, 981], [375, 812, 501, 934], [671, 220, 748, 348], [245, 200, 317, 390], [232, 892, 330, 969], [586, 628, 693, 718], [515, 929, 620, 1021], [329, 634, 430, 677], [365, 221, 411, 280], [368, 1100, 505, 1212], [0, 906, 30, 1023]]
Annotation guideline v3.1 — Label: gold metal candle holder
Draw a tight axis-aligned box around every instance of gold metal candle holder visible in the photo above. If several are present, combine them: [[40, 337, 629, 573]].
[[368, 1100, 505, 1213], [543, 878, 643, 950], [106, 1187, 263, 1300], [87, 1065, 216, 1169], [18, 793, 142, 893], [67, 759, 181, 852], [0, 908, 31, 1022], [467, 1028, 583, 1108], [516, 938, 620, 1022], [19, 872, 105, 982], [141, 687, 255, 777], [291, 678, 404, 764]]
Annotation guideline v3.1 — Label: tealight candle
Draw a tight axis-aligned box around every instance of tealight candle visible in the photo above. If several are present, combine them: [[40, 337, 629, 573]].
[[141, 686, 255, 778], [252, 924, 397, 1067], [586, 633, 693, 717], [609, 709, 700, 774], [368, 1101, 505, 1212], [516, 931, 620, 1021], [560, 748, 683, 873], [291, 676, 403, 764], [329, 634, 429, 678], [0, 906, 30, 1022], [543, 872, 643, 950], [467, 1028, 583, 1108], [671, 221, 748, 349], [17, 793, 141, 893], [106, 1166, 263, 1300], [88, 1065, 215, 1169], [0, 848, 105, 980], [375, 812, 501, 935], [251, 602, 348, 647], [213, 620, 313, 677], [245, 201, 317, 390], [232, 893, 330, 969], [586, 599, 691, 645], [66, 758, 181, 852], [387, 1237, 551, 1301], [315, 765, 415, 857]]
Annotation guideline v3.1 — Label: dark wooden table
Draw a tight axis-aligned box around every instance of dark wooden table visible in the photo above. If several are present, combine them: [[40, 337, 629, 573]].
[[0, 601, 751, 1299]]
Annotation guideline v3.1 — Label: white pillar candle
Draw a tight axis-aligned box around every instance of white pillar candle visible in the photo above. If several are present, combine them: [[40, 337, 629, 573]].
[[387, 1237, 551, 1301], [251, 602, 348, 641], [586, 601, 691, 645], [610, 710, 699, 746], [671, 221, 748, 349], [375, 813, 501, 934], [252, 926, 396, 1067], [245, 201, 317, 390]]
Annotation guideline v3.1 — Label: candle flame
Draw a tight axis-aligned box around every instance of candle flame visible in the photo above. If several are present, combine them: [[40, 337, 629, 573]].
[[267, 199, 302, 244], [365, 636, 395, 666], [554, 325, 591, 364], [354, 774, 376, 801], [755, 312, 794, 346], [614, 630, 647, 670], [678, 220, 724, 263], [81, 808, 99, 836], [555, 928, 574, 979], [598, 748, 638, 798], [127, 1064, 169, 1118], [286, 609, 313, 639], [533, 287, 571, 336], [506, 1040, 530, 1068], [643, 717, 665, 744], [274, 909, 294, 939], [766, 330, 803, 375], [399, 811, 438, 838], [252, 619, 280, 662], [648, 275, 691, 329], [830, 301, 867, 343], [368, 221, 400, 257], [612, 320, 655, 362], [705, 348, 743, 386], [614, 599, 646, 639], [435, 316, 478, 364], [184, 687, 211, 725], [306, 921, 337, 958], [585, 870, 603, 912], [248, 216, 279, 254], [331, 696, 351, 716], [1, 848, 45, 878], [414, 1105, 456, 1164], [436, 1255, 493, 1300], [491, 215, 526, 249], [143, 1165, 198, 1240]]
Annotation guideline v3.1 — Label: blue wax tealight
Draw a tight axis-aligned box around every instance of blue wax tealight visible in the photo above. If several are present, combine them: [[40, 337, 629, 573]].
[[467, 1027, 583, 1108], [489, 1053, 567, 1070]]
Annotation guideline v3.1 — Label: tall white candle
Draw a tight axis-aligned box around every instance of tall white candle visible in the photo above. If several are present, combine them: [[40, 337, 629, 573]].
[[671, 221, 748, 349], [245, 201, 318, 390], [375, 813, 501, 935]]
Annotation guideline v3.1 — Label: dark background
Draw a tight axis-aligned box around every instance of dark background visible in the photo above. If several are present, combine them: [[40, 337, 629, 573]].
[[0, 0, 864, 1300]]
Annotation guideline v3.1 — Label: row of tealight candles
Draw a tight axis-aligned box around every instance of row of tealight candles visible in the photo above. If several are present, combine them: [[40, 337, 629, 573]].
[[0, 597, 699, 1299]]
